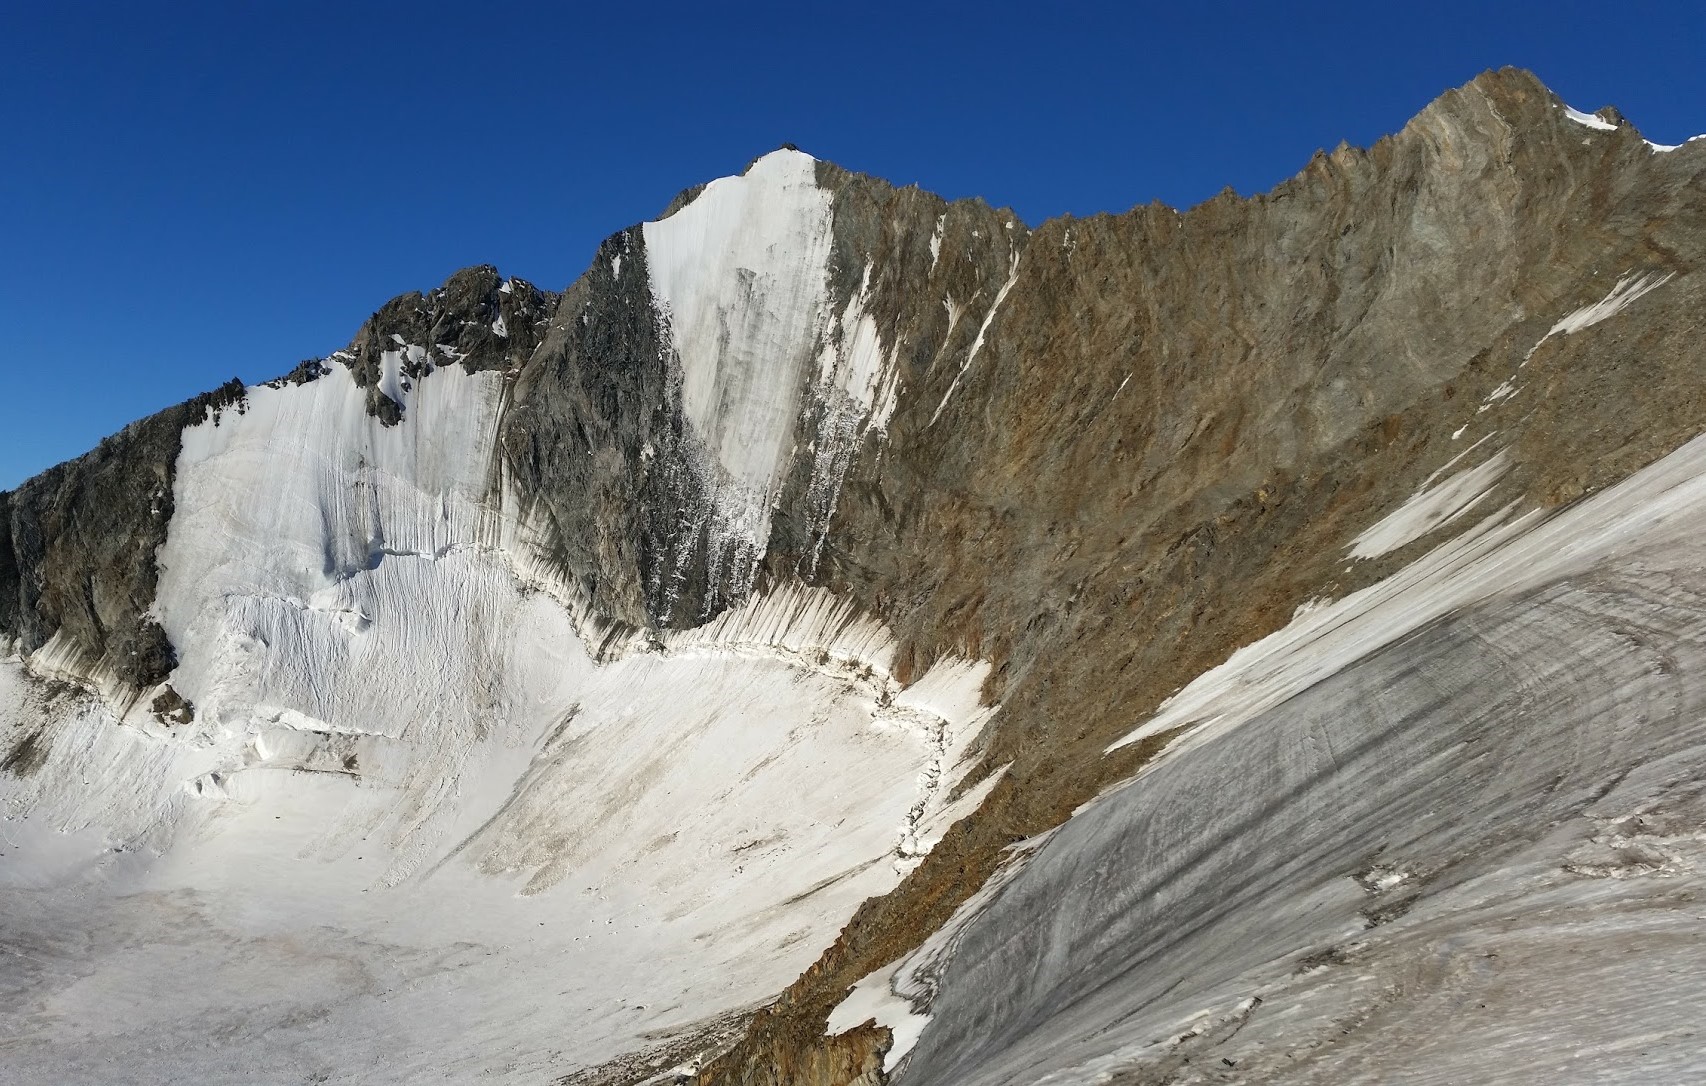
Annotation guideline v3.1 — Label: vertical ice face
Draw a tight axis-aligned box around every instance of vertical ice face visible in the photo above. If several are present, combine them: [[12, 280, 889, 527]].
[[158, 355, 505, 620], [639, 148, 910, 610], [643, 148, 834, 489], [644, 147, 835, 516]]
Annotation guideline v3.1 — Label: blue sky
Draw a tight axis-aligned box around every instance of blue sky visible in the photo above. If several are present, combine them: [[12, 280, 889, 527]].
[[4, 1, 1704, 489]]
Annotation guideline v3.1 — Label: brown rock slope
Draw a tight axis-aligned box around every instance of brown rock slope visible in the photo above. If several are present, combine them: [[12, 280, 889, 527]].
[[697, 67, 1706, 1085]]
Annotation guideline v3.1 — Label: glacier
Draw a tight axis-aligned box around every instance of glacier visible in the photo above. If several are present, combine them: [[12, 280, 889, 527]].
[[887, 430, 1706, 1084], [0, 172, 990, 1083]]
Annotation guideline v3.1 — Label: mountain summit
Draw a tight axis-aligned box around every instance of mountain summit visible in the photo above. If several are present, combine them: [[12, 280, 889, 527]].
[[4, 69, 1706, 1085]]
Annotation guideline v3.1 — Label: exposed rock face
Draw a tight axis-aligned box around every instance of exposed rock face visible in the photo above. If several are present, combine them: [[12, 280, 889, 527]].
[[497, 154, 1022, 629], [344, 263, 559, 424], [0, 379, 245, 699], [497, 227, 685, 627], [3, 67, 1705, 1086], [688, 68, 1706, 1086]]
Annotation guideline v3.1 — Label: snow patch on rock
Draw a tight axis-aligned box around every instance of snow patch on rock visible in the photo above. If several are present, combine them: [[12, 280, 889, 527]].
[[1563, 104, 1618, 132], [1348, 450, 1509, 559], [931, 252, 1021, 426], [1545, 271, 1674, 339], [803, 266, 904, 570], [826, 959, 931, 1074]]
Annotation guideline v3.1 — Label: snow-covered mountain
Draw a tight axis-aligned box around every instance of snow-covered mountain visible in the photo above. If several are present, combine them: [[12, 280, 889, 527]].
[[4, 69, 1706, 1084]]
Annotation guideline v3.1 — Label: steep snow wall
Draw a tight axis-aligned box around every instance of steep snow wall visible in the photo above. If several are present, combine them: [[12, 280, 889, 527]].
[[645, 149, 834, 500], [637, 148, 920, 616], [641, 148, 838, 612]]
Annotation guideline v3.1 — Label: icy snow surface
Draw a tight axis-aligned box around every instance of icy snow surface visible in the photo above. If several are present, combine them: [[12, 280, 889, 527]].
[[641, 149, 836, 607], [643, 149, 833, 498], [1544, 271, 1674, 340], [1346, 450, 1508, 558], [641, 149, 902, 605], [0, 361, 992, 1084], [891, 432, 1706, 1084], [826, 825, 1045, 1079]]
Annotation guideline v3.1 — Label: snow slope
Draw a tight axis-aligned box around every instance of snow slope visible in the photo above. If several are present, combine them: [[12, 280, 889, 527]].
[[0, 355, 992, 1084], [642, 149, 837, 610], [872, 430, 1706, 1085], [644, 149, 834, 501]]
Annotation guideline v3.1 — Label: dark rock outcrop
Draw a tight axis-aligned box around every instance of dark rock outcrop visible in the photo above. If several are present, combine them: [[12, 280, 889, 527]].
[[497, 230, 680, 627], [345, 264, 559, 424]]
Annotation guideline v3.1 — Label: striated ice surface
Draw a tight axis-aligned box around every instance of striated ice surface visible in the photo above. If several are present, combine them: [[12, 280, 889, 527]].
[[890, 432, 1706, 1085]]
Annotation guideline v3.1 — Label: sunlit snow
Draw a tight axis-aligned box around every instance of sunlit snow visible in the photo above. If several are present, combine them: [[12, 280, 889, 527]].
[[0, 359, 992, 1085]]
